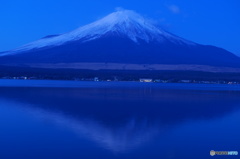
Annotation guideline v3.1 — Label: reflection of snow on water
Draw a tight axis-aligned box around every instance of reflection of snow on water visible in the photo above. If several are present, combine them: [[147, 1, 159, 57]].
[[24, 106, 161, 152]]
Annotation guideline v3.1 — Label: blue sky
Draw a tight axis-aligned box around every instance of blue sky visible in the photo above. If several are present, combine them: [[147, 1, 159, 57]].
[[0, 0, 240, 55]]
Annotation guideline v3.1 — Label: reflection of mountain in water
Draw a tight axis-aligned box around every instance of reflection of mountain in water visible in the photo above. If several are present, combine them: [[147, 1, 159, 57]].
[[0, 86, 240, 152], [23, 107, 160, 152]]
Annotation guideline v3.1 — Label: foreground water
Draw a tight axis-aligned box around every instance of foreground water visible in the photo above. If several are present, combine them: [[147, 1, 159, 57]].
[[0, 80, 239, 159]]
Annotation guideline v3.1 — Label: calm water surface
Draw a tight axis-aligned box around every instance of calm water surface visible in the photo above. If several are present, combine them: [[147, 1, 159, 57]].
[[0, 80, 240, 159]]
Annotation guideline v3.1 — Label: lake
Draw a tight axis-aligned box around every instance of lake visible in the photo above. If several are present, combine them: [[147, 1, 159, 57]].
[[0, 80, 239, 159]]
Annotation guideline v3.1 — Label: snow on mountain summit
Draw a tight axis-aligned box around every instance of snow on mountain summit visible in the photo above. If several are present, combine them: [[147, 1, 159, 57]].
[[2, 10, 195, 55], [70, 10, 167, 43]]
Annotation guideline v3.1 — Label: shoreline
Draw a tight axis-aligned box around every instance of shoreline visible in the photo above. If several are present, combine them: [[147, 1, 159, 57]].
[[0, 79, 240, 91]]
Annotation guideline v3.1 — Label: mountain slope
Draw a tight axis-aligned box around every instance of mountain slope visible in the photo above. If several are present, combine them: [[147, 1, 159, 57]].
[[0, 10, 239, 71]]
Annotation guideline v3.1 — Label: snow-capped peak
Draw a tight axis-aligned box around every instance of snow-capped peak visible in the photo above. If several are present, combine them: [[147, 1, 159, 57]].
[[91, 10, 146, 26], [1, 10, 195, 55], [70, 10, 165, 43]]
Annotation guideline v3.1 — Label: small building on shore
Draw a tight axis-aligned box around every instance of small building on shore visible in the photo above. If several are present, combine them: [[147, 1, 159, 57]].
[[139, 78, 153, 82]]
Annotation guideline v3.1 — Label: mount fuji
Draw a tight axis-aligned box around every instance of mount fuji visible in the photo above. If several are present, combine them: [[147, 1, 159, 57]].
[[0, 10, 240, 73]]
